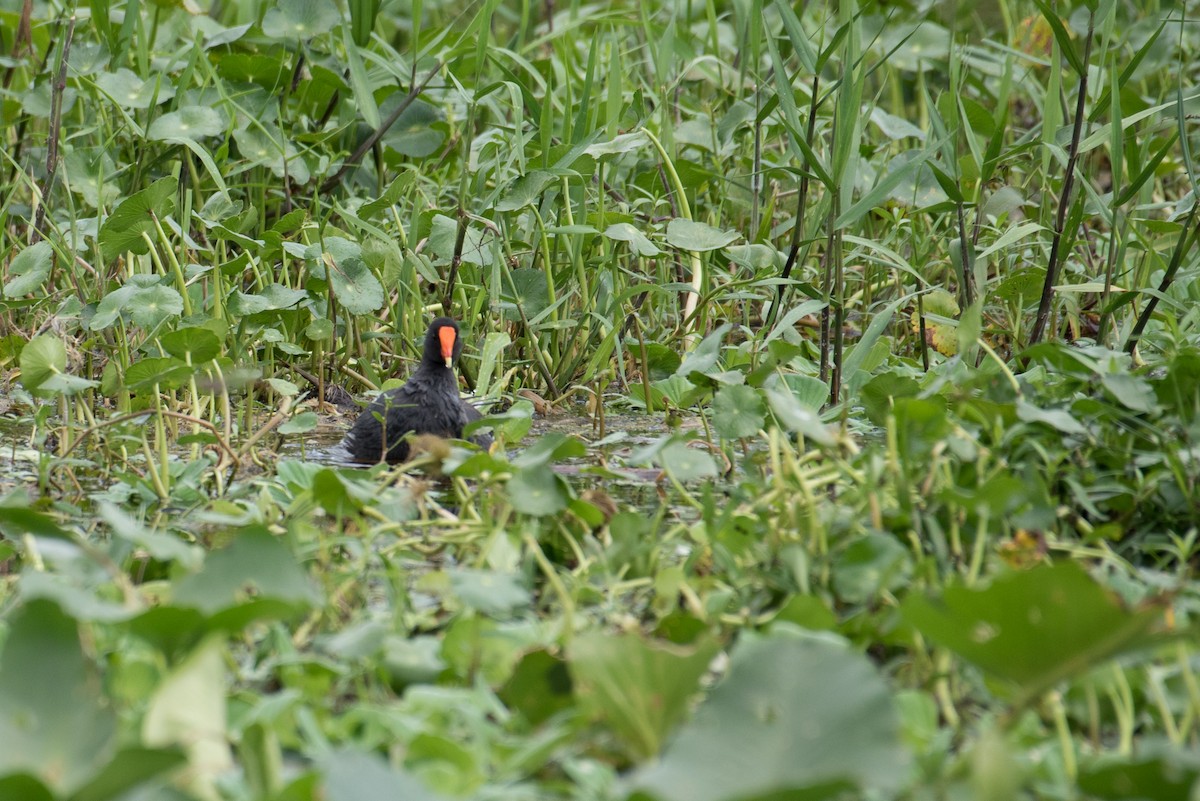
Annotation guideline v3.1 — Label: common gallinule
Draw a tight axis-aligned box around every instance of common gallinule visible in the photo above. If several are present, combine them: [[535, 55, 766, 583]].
[[341, 317, 492, 463]]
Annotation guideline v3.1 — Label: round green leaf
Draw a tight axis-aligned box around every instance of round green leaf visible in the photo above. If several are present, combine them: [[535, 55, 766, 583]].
[[128, 285, 184, 328], [658, 440, 718, 482], [19, 334, 67, 393], [711, 385, 765, 439], [4, 241, 53, 298], [124, 357, 192, 391], [665, 218, 741, 251], [508, 465, 569, 516], [94, 68, 175, 109], [604, 222, 660, 257], [160, 328, 222, 362], [147, 106, 224, 142], [262, 0, 341, 39]]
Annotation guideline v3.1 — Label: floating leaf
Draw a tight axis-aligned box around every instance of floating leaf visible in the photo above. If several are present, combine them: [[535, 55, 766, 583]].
[[628, 632, 910, 801], [665, 218, 741, 252]]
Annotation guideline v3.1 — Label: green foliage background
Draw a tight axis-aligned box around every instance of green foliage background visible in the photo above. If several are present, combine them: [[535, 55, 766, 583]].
[[2, 0, 1200, 798]]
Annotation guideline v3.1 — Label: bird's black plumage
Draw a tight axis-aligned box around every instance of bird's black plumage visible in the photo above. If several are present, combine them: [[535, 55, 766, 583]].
[[341, 317, 492, 464]]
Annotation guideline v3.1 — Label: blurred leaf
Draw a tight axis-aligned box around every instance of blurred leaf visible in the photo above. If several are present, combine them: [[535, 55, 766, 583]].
[[124, 357, 192, 391], [764, 386, 834, 445], [321, 750, 446, 801], [448, 569, 530, 618], [262, 0, 340, 39], [4, 241, 53, 298], [500, 649, 574, 726], [147, 105, 223, 141], [658, 440, 718, 482], [832, 533, 913, 604], [142, 637, 232, 798], [712, 385, 765, 439], [1078, 752, 1200, 800], [570, 633, 719, 760], [628, 632, 910, 801], [381, 98, 444, 159], [508, 465, 569, 516], [0, 600, 116, 794], [173, 526, 317, 616], [902, 562, 1173, 704]]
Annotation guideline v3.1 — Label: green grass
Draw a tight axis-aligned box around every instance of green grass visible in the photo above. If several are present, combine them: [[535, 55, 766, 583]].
[[2, 0, 1200, 798]]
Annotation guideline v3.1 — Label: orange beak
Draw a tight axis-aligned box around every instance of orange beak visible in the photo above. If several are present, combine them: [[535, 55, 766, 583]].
[[438, 326, 457, 368]]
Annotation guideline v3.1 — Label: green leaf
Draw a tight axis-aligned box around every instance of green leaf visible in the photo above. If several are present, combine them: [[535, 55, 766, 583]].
[[499, 650, 574, 726], [665, 218, 741, 252], [321, 750, 446, 801], [142, 637, 232, 797], [321, 236, 386, 314], [94, 68, 175, 109], [629, 632, 911, 800], [0, 600, 117, 794], [262, 0, 341, 39], [124, 357, 192, 391], [496, 170, 555, 212], [98, 176, 178, 262], [381, 98, 444, 159], [901, 562, 1172, 704], [604, 222, 661, 256], [128, 285, 184, 328], [711, 385, 765, 439], [146, 105, 223, 141], [658, 439, 718, 482], [508, 465, 569, 516], [764, 386, 834, 445], [569, 633, 720, 760], [172, 526, 317, 616], [160, 327, 222, 362], [676, 323, 730, 379], [4, 241, 53, 298], [448, 569, 530, 618], [68, 747, 188, 801], [18, 333, 67, 394]]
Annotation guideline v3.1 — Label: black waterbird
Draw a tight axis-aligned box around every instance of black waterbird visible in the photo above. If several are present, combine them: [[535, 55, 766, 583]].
[[341, 317, 492, 463]]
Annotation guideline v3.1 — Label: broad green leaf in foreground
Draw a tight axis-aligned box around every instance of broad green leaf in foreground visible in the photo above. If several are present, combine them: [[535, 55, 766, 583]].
[[628, 631, 910, 801], [0, 600, 116, 794], [172, 526, 318, 617], [321, 749, 446, 801], [901, 561, 1172, 705], [142, 637, 233, 799], [570, 632, 720, 761]]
